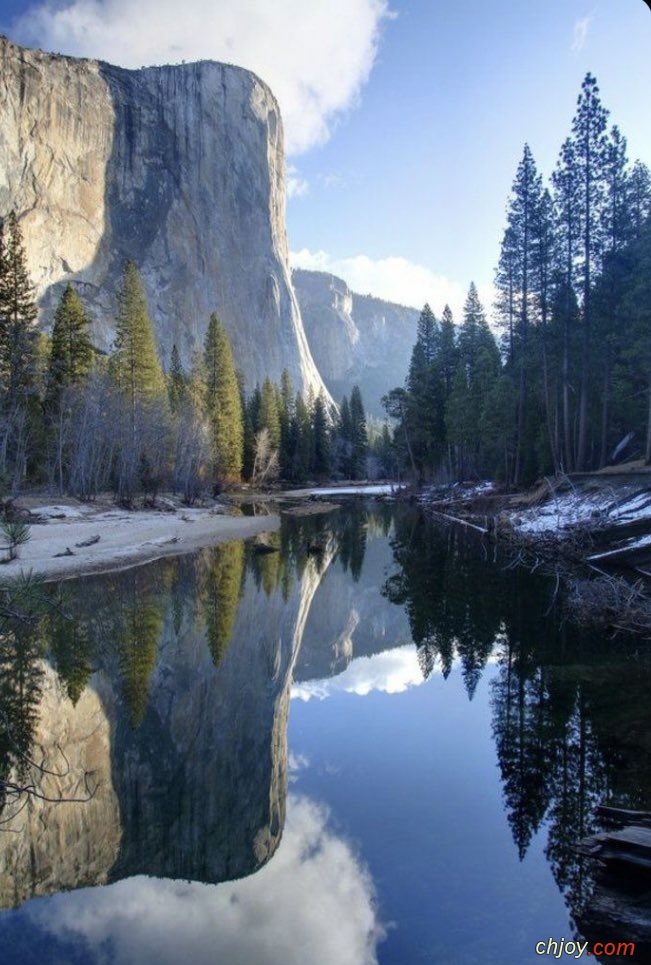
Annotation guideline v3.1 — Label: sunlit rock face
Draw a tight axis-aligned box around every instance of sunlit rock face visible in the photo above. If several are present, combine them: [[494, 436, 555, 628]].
[[292, 268, 419, 415], [0, 664, 121, 908], [0, 37, 327, 396]]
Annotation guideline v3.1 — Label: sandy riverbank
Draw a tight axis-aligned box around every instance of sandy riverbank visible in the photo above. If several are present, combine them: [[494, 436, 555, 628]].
[[1, 500, 280, 582]]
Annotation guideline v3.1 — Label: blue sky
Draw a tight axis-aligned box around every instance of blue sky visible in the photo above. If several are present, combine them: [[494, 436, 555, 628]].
[[2, 0, 650, 319]]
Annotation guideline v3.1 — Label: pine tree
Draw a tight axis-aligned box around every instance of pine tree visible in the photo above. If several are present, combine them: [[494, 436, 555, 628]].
[[337, 394, 353, 477], [112, 261, 165, 408], [46, 283, 94, 405], [406, 303, 444, 479], [552, 137, 582, 470], [168, 344, 187, 414], [349, 385, 368, 479], [495, 145, 544, 483], [312, 395, 331, 477], [628, 160, 651, 241], [570, 73, 609, 468], [0, 211, 38, 412], [446, 283, 500, 478], [204, 311, 243, 480], [258, 376, 281, 450], [0, 211, 40, 488]]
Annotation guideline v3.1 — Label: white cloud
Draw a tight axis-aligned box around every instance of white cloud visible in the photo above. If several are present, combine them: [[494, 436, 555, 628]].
[[291, 644, 425, 701], [12, 0, 391, 155], [572, 15, 592, 52], [287, 164, 310, 199], [291, 248, 495, 322], [27, 795, 385, 965]]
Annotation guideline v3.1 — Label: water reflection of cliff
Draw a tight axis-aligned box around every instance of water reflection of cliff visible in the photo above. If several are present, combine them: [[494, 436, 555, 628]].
[[0, 531, 332, 908], [383, 505, 651, 920], [294, 502, 409, 683]]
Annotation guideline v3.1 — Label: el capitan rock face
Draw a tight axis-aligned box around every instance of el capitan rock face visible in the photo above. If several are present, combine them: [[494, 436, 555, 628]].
[[0, 37, 327, 397]]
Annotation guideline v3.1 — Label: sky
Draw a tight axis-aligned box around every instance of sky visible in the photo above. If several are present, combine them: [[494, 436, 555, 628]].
[[2, 0, 650, 321]]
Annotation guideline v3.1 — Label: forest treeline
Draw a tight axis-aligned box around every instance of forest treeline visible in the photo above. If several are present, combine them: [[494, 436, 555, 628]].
[[386, 73, 651, 484], [0, 215, 374, 500], [2, 73, 649, 497]]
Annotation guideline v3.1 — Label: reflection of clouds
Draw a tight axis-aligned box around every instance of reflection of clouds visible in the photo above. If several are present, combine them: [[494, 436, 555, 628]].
[[26, 796, 384, 965], [291, 644, 424, 701], [288, 751, 310, 782]]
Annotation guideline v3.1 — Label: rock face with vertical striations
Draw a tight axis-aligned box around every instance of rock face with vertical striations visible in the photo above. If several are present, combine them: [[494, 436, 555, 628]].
[[0, 36, 327, 396]]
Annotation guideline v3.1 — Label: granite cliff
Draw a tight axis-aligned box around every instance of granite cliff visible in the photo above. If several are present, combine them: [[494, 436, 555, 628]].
[[0, 36, 326, 396], [292, 268, 419, 415]]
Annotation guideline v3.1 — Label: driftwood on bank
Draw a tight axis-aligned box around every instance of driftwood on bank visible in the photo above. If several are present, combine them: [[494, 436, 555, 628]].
[[575, 807, 651, 954]]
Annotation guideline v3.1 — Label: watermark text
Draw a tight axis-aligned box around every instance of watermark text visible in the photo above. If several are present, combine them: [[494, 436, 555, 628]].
[[535, 937, 635, 958]]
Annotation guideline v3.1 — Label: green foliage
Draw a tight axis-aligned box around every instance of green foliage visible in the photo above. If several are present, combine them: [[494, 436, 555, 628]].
[[201, 541, 245, 664], [116, 571, 165, 728], [168, 344, 187, 414], [111, 261, 166, 407], [349, 385, 368, 479], [0, 517, 30, 562], [312, 395, 331, 477], [47, 283, 95, 404], [0, 212, 38, 407], [258, 376, 281, 450], [204, 312, 244, 481]]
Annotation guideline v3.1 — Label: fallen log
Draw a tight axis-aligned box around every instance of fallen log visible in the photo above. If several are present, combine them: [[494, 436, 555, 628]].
[[428, 509, 490, 534]]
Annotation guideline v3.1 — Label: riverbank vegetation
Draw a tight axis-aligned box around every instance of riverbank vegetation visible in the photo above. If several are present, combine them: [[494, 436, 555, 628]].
[[0, 215, 374, 503]]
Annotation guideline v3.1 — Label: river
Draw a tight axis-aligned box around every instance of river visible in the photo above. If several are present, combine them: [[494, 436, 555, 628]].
[[0, 502, 648, 963]]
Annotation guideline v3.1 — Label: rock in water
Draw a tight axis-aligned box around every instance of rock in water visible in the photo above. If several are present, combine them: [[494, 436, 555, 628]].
[[0, 36, 327, 397]]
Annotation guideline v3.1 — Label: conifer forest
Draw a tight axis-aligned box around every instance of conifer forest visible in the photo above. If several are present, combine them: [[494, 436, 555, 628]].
[[1, 73, 650, 499]]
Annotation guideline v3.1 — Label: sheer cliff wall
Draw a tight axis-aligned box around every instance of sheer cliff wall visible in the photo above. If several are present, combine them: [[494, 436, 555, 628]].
[[0, 37, 327, 396]]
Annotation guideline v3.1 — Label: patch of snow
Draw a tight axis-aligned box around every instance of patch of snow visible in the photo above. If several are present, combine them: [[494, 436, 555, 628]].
[[513, 485, 651, 536], [36, 505, 92, 519], [306, 484, 406, 497]]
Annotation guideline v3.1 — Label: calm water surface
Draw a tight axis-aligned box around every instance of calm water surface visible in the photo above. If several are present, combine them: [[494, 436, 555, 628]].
[[0, 503, 649, 964]]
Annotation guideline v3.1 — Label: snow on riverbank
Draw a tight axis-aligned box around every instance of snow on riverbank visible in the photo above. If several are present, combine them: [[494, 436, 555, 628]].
[[512, 485, 651, 542], [1, 502, 279, 582]]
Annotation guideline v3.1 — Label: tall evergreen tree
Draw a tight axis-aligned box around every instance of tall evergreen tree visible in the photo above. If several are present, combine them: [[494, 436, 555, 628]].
[[0, 212, 38, 412], [407, 303, 444, 479], [552, 138, 581, 470], [168, 344, 187, 414], [312, 394, 331, 477], [112, 261, 165, 408], [628, 160, 651, 242], [204, 311, 243, 480], [495, 144, 544, 483], [349, 384, 368, 479], [446, 283, 500, 478], [258, 376, 281, 450], [570, 73, 609, 468], [0, 212, 39, 488], [46, 283, 94, 405]]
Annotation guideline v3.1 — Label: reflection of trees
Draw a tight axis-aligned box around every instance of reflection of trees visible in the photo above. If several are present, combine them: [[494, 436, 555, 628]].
[[112, 568, 169, 728], [49, 606, 92, 706], [383, 505, 651, 923], [337, 502, 367, 583], [383, 508, 501, 694], [0, 576, 48, 815], [201, 541, 246, 665], [0, 617, 45, 791]]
